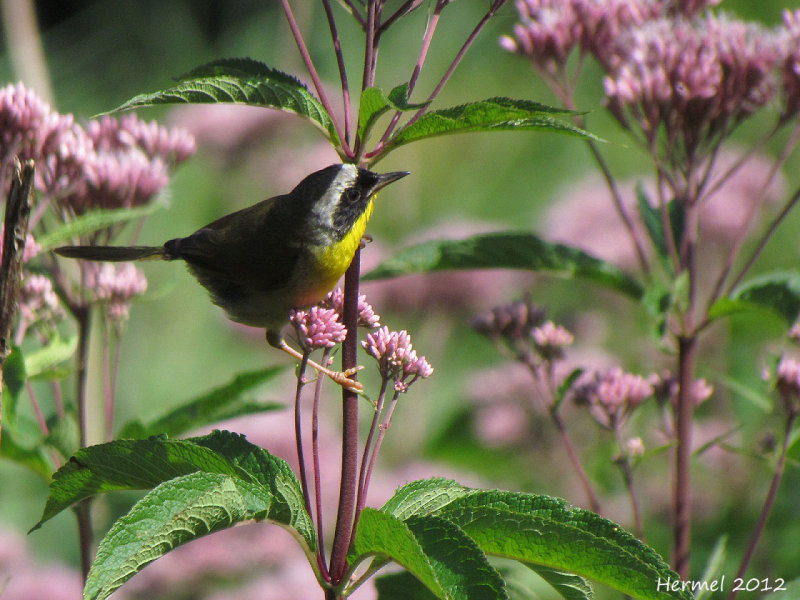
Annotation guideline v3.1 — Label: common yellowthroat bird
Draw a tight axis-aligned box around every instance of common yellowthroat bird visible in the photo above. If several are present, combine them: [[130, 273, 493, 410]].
[[56, 163, 409, 390]]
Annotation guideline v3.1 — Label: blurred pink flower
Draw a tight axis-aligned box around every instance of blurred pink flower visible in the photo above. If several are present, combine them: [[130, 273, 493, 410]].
[[604, 14, 780, 150], [545, 148, 785, 269], [572, 366, 654, 428], [532, 320, 574, 361], [84, 261, 148, 322], [0, 528, 82, 600]]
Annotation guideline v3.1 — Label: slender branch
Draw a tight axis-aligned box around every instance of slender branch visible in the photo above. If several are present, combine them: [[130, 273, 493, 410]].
[[340, 0, 366, 28], [312, 349, 332, 581], [724, 184, 800, 297], [351, 377, 389, 542], [361, 0, 378, 92], [279, 0, 349, 155], [550, 406, 602, 513], [584, 133, 651, 277], [362, 390, 401, 499], [377, 0, 447, 148], [727, 412, 797, 600], [322, 0, 353, 147], [328, 249, 362, 584], [380, 0, 423, 33], [672, 334, 696, 578], [614, 428, 644, 540], [368, 0, 508, 159], [402, 1, 507, 129], [294, 353, 314, 521]]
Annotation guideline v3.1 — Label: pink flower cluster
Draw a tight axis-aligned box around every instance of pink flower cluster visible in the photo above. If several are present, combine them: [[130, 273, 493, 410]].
[[503, 1, 800, 151], [321, 287, 380, 328], [362, 326, 434, 391], [776, 355, 800, 415], [18, 274, 64, 333], [605, 14, 780, 149], [573, 367, 654, 428], [84, 262, 148, 323], [289, 306, 347, 352], [0, 82, 195, 214], [531, 320, 574, 361]]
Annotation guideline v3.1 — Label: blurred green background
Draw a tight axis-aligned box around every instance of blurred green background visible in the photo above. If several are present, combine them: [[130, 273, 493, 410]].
[[3, 1, 800, 597]]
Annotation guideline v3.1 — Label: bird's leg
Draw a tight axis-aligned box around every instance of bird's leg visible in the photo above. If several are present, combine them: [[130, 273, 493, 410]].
[[267, 331, 363, 392]]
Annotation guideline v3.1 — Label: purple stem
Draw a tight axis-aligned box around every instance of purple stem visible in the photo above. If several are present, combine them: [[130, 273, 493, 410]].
[[351, 377, 390, 541], [361, 390, 400, 504], [312, 349, 331, 580], [279, 0, 349, 156], [328, 250, 362, 584], [376, 0, 447, 149], [727, 412, 797, 600], [673, 334, 696, 578], [294, 353, 314, 522], [367, 0, 508, 159], [322, 0, 353, 147]]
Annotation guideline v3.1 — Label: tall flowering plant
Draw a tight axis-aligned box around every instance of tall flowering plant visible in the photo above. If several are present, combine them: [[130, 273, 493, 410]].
[[20, 3, 695, 600], [357, 0, 800, 592]]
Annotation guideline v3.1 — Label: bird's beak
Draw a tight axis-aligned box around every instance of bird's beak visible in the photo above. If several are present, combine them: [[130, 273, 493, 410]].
[[371, 170, 409, 195]]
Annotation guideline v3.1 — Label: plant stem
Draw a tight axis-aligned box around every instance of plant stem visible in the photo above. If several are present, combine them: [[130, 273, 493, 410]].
[[673, 334, 696, 578], [727, 412, 797, 600], [73, 303, 94, 581], [294, 353, 313, 521], [322, 0, 352, 147], [280, 0, 349, 156], [551, 408, 602, 513], [328, 249, 362, 584], [368, 0, 508, 159], [351, 377, 389, 541], [723, 184, 800, 297], [377, 0, 447, 146], [312, 349, 331, 580]]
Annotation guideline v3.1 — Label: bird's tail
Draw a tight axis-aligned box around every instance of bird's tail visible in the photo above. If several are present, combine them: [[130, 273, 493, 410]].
[[54, 245, 167, 262]]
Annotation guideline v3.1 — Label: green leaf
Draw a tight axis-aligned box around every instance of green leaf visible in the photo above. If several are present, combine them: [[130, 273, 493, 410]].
[[709, 272, 800, 324], [380, 481, 692, 600], [694, 536, 725, 600], [555, 368, 584, 411], [525, 564, 594, 600], [364, 232, 643, 300], [189, 430, 315, 550], [84, 471, 257, 600], [45, 412, 80, 459], [386, 98, 596, 150], [109, 58, 339, 145], [430, 490, 691, 600], [357, 84, 429, 141], [37, 202, 165, 251], [117, 367, 285, 438], [348, 509, 507, 600], [636, 186, 684, 270], [31, 435, 241, 531], [23, 336, 77, 378], [2, 346, 26, 429], [381, 478, 472, 520], [375, 570, 440, 600], [0, 427, 53, 479], [771, 577, 800, 600], [712, 372, 773, 413]]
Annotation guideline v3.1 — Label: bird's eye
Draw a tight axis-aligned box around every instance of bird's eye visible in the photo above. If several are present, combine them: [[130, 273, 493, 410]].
[[344, 187, 361, 203]]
